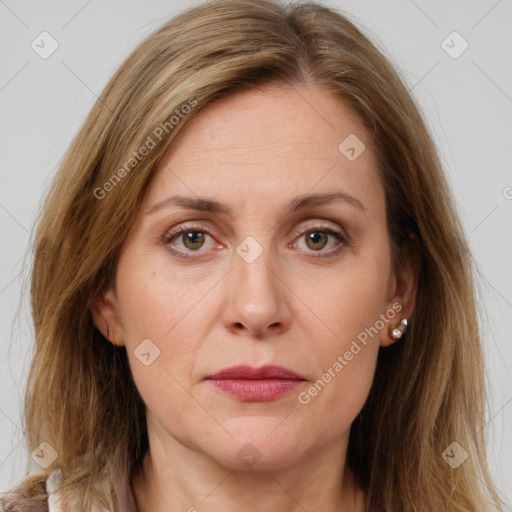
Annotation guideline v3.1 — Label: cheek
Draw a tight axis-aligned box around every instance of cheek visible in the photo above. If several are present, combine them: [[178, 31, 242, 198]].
[[295, 299, 382, 442], [294, 250, 389, 428], [302, 249, 390, 350], [113, 252, 220, 416], [114, 250, 216, 341]]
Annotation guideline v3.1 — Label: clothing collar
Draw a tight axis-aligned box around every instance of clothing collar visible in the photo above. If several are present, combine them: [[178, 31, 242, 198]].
[[46, 468, 138, 512]]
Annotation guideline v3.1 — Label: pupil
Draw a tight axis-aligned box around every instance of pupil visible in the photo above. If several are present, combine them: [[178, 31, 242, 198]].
[[308, 232, 327, 250], [185, 231, 204, 249]]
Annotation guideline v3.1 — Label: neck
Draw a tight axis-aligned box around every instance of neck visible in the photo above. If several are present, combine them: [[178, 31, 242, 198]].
[[131, 418, 365, 512]]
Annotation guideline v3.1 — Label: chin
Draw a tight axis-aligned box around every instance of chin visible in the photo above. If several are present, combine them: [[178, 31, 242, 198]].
[[207, 424, 308, 471]]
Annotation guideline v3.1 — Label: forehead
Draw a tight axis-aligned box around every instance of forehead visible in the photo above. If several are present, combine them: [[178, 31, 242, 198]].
[[144, 83, 382, 214]]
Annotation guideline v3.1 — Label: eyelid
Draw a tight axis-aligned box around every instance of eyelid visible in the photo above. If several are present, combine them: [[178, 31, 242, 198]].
[[161, 221, 218, 245], [162, 219, 348, 241], [160, 222, 221, 261], [291, 219, 352, 243]]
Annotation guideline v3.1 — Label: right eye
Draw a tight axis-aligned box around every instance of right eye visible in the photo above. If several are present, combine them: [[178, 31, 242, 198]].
[[161, 223, 223, 260]]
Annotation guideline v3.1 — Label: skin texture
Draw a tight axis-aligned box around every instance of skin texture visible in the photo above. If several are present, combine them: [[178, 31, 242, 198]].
[[92, 83, 418, 512]]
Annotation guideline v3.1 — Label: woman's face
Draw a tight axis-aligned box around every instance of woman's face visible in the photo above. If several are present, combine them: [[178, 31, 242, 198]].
[[93, 83, 414, 471]]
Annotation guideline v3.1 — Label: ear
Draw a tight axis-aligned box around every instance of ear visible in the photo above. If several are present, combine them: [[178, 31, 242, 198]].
[[90, 287, 125, 347], [381, 233, 420, 347]]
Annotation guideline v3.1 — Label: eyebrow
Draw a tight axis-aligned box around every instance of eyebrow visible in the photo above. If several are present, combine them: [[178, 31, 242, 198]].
[[144, 191, 365, 216]]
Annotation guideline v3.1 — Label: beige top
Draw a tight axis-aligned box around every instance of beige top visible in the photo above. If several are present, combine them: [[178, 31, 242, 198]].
[[47, 468, 138, 512], [0, 468, 138, 512]]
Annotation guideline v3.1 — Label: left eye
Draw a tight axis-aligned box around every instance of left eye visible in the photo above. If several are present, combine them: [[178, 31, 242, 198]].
[[295, 229, 345, 252]]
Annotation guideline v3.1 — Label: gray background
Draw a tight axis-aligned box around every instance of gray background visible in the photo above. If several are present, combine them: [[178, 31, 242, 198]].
[[1, 0, 511, 506]]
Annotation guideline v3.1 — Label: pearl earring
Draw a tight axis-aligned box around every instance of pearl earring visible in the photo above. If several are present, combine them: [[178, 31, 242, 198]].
[[390, 318, 408, 340]]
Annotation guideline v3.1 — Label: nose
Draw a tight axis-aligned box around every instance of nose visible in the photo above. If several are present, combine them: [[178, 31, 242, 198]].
[[221, 242, 292, 337]]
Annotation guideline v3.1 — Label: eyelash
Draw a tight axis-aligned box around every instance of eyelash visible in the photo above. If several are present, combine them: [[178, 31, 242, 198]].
[[160, 222, 350, 261]]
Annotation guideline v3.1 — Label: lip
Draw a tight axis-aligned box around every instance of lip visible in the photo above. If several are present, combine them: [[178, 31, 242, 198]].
[[206, 364, 304, 380], [205, 364, 306, 402]]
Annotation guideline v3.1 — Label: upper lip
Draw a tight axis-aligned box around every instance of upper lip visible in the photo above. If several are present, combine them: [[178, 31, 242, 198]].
[[206, 364, 305, 380]]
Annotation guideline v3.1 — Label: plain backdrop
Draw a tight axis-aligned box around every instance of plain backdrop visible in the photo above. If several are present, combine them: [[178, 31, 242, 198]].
[[1, 0, 511, 507]]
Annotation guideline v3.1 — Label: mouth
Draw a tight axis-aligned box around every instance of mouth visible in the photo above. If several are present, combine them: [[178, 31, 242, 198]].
[[205, 364, 307, 402]]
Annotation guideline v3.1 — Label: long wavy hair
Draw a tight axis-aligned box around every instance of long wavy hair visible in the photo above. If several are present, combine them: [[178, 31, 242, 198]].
[[1, 1, 505, 511]]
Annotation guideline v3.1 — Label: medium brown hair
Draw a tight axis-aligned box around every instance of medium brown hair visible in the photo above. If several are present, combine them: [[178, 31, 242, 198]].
[[1, 1, 505, 510]]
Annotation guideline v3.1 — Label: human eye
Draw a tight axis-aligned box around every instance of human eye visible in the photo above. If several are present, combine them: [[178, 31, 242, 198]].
[[159, 220, 350, 262], [160, 222, 223, 260], [291, 221, 351, 259]]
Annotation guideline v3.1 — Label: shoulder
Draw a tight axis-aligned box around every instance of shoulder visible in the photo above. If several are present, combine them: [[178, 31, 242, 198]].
[[45, 468, 63, 512], [2, 468, 137, 512], [44, 468, 112, 512], [0, 468, 95, 512], [0, 471, 50, 511]]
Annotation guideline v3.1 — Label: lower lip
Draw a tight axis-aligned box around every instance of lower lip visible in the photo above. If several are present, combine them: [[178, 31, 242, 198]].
[[207, 378, 304, 401]]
